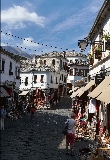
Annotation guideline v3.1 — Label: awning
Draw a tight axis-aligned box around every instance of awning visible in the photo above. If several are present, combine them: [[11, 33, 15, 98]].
[[77, 90, 85, 97], [14, 89, 20, 93], [88, 76, 110, 98], [19, 91, 29, 96], [83, 80, 95, 91], [70, 87, 84, 98], [69, 86, 79, 93], [0, 92, 5, 97], [96, 85, 110, 104], [77, 80, 95, 97], [0, 87, 10, 97]]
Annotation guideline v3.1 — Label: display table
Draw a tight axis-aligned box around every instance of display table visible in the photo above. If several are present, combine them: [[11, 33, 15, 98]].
[[98, 147, 110, 157], [91, 147, 110, 160]]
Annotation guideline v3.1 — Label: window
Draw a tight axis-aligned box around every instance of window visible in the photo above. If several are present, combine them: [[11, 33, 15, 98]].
[[34, 75, 37, 83], [2, 59, 5, 72], [64, 76, 67, 83], [56, 77, 58, 84], [62, 74, 63, 81], [69, 69, 73, 76], [40, 75, 44, 83], [44, 60, 46, 65], [10, 62, 12, 70], [40, 60, 43, 65], [85, 69, 89, 77], [9, 61, 13, 75], [18, 68, 20, 77], [25, 77, 28, 86], [50, 76, 53, 83], [70, 60, 73, 63], [52, 59, 55, 66], [60, 59, 62, 68], [74, 69, 86, 76], [63, 62, 67, 70], [15, 67, 20, 79], [79, 69, 84, 76], [0, 59, 1, 70], [15, 67, 17, 76], [20, 78, 21, 84]]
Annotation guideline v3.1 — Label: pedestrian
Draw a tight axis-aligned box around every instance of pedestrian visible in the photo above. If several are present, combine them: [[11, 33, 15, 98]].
[[0, 106, 7, 130], [65, 113, 76, 156], [58, 93, 61, 103], [27, 103, 30, 114], [30, 104, 35, 120]]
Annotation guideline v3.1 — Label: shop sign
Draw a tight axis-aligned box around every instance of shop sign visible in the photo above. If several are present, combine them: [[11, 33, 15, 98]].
[[95, 74, 105, 85]]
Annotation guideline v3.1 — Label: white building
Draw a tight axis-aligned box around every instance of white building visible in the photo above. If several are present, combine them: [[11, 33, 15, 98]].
[[0, 48, 21, 107], [65, 51, 89, 89], [86, 0, 110, 134], [20, 52, 68, 96], [20, 65, 66, 90]]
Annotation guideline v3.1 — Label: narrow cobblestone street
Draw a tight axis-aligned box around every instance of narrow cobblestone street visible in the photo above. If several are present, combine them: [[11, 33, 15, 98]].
[[1, 96, 93, 160]]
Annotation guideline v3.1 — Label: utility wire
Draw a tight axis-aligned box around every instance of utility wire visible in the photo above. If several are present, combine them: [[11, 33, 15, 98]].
[[1, 30, 70, 51]]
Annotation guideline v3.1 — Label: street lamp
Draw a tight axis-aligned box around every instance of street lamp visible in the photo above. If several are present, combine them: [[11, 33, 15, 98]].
[[78, 40, 88, 51], [78, 39, 105, 52]]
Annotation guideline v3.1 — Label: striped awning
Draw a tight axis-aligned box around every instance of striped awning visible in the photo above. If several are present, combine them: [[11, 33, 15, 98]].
[[77, 80, 95, 97], [0, 87, 10, 97], [70, 87, 84, 98], [88, 76, 110, 98], [83, 80, 95, 91], [96, 85, 110, 104], [19, 90, 29, 96]]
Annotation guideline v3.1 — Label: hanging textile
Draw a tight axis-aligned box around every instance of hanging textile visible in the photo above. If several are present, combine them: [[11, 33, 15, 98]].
[[88, 98, 96, 113]]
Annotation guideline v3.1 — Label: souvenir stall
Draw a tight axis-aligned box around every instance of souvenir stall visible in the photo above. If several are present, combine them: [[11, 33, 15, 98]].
[[19, 90, 30, 107], [33, 88, 45, 109]]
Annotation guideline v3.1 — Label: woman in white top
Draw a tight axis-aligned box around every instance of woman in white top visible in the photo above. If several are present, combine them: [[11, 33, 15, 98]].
[[65, 113, 76, 156]]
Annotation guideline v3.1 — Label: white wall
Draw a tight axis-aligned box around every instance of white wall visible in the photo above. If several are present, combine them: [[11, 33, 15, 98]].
[[35, 56, 68, 72], [67, 65, 88, 85], [67, 56, 87, 63], [66, 55, 88, 86], [0, 53, 20, 88], [90, 11, 110, 66], [20, 70, 66, 90], [89, 58, 110, 77]]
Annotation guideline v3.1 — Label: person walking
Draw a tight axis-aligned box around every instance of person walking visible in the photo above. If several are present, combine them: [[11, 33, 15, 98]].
[[65, 113, 76, 156], [30, 104, 35, 120], [0, 106, 7, 130]]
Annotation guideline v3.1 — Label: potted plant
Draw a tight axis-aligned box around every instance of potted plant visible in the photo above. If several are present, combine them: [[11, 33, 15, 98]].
[[92, 44, 102, 59], [103, 31, 110, 50], [88, 54, 94, 65]]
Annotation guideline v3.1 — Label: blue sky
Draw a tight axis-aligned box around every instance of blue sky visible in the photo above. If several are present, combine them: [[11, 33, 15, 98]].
[[1, 0, 104, 55]]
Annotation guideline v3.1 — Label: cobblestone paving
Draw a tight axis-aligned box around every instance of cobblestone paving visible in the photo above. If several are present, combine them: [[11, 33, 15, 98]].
[[1, 96, 94, 160]]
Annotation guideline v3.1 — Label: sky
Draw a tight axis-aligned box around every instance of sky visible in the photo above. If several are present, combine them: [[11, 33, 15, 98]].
[[1, 0, 104, 55]]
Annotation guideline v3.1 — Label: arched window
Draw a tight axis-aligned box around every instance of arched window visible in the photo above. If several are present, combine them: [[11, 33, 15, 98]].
[[44, 60, 46, 65], [52, 59, 55, 66]]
